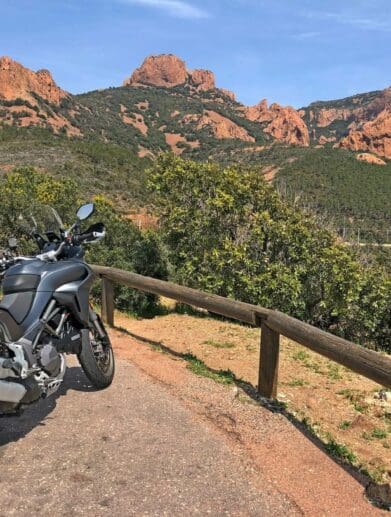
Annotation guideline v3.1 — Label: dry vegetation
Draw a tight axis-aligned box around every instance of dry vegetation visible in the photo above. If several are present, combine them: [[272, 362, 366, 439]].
[[114, 309, 390, 484]]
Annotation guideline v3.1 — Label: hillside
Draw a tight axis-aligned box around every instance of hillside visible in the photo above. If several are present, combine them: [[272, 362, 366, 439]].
[[302, 87, 391, 159], [0, 54, 390, 244], [219, 144, 391, 243], [0, 126, 150, 208]]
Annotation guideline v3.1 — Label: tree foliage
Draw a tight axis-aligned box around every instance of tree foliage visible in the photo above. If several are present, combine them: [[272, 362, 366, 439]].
[[149, 154, 390, 351], [0, 167, 167, 316]]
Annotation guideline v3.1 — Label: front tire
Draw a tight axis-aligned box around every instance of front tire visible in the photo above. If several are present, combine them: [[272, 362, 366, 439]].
[[78, 313, 115, 389]]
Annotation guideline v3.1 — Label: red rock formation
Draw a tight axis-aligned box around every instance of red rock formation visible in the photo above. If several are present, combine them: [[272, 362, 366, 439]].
[[124, 54, 223, 94], [318, 135, 336, 145], [196, 110, 255, 142], [122, 112, 148, 135], [356, 153, 386, 165], [339, 109, 391, 159], [123, 54, 188, 88], [245, 100, 309, 146], [219, 88, 236, 101], [364, 87, 391, 117], [308, 87, 391, 157], [245, 99, 270, 122], [315, 108, 352, 127], [189, 69, 215, 91], [0, 56, 68, 105]]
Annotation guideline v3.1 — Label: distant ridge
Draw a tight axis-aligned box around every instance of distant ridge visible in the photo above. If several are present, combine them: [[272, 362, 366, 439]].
[[0, 53, 390, 158]]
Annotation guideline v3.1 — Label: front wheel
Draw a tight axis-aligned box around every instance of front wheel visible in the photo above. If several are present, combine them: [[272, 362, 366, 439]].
[[78, 312, 115, 389]]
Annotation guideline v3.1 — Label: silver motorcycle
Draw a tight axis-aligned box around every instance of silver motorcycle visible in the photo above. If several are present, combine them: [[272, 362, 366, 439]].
[[0, 203, 115, 416]]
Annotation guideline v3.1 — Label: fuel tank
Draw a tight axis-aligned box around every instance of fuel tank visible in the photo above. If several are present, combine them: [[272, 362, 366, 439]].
[[2, 259, 89, 294]]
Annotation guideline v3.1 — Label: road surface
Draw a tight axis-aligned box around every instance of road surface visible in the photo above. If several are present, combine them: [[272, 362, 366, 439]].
[[0, 356, 298, 516]]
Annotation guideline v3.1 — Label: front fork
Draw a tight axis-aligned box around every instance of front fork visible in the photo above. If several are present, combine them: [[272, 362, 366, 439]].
[[88, 307, 106, 339]]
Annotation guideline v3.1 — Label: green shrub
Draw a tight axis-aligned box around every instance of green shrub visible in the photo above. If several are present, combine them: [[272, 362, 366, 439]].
[[149, 154, 390, 351], [0, 168, 168, 316]]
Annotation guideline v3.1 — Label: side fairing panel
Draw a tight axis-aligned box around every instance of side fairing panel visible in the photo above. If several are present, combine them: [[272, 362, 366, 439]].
[[1, 259, 94, 336]]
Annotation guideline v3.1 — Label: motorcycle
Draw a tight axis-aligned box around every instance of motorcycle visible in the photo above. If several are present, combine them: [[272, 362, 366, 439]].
[[0, 202, 115, 416]]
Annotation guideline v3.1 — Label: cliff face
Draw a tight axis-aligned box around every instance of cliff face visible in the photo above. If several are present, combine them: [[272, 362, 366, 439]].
[[0, 56, 80, 135], [123, 54, 236, 98], [336, 88, 391, 158], [303, 86, 391, 159], [183, 110, 255, 142], [311, 107, 353, 128], [189, 69, 215, 91], [0, 56, 68, 105], [123, 54, 188, 88], [339, 108, 391, 158], [245, 100, 310, 146]]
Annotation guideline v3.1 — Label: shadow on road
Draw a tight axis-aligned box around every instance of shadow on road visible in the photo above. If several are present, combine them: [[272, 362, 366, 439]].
[[0, 365, 94, 447]]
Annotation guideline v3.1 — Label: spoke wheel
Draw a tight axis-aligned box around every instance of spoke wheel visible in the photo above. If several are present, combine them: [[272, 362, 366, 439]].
[[89, 326, 112, 374], [78, 313, 115, 389]]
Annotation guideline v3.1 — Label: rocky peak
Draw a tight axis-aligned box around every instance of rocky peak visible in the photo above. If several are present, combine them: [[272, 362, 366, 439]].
[[0, 56, 68, 105], [189, 69, 215, 91], [124, 54, 188, 88], [123, 54, 223, 93], [245, 99, 310, 146]]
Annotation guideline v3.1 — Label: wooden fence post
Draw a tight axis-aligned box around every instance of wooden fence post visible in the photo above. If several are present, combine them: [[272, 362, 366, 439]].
[[258, 321, 280, 398], [101, 276, 114, 326]]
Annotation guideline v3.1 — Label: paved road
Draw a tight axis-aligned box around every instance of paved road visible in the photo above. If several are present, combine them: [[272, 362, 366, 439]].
[[0, 357, 298, 516]]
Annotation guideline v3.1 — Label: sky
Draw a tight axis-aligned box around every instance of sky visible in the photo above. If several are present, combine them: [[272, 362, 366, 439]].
[[1, 0, 390, 107]]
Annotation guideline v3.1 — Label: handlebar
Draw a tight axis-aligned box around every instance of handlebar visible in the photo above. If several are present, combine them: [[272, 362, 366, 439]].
[[36, 241, 66, 262], [0, 218, 105, 272], [73, 230, 105, 245]]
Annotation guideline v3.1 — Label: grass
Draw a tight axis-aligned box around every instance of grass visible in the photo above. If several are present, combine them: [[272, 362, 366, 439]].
[[286, 378, 308, 387], [360, 428, 388, 442], [338, 420, 352, 430], [203, 339, 235, 349], [371, 428, 388, 439], [327, 364, 343, 381], [292, 350, 324, 374], [292, 350, 310, 362], [298, 413, 386, 484], [337, 388, 368, 413], [182, 353, 235, 385], [361, 432, 373, 441], [325, 437, 357, 464], [353, 402, 368, 414], [367, 465, 387, 484]]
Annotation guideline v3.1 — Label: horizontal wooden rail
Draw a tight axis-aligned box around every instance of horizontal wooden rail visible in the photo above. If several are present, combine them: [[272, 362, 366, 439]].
[[91, 265, 391, 396]]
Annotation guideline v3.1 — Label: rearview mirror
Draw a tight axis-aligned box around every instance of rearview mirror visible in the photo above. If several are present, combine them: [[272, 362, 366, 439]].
[[76, 203, 95, 221]]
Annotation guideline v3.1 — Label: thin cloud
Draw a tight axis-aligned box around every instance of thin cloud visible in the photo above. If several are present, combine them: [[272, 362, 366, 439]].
[[120, 0, 210, 19], [306, 11, 391, 32]]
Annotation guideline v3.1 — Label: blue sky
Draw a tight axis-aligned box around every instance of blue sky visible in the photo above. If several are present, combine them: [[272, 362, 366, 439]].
[[1, 0, 390, 107]]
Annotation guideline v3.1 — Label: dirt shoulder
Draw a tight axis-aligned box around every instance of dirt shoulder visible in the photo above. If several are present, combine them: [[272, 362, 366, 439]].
[[110, 314, 388, 515]]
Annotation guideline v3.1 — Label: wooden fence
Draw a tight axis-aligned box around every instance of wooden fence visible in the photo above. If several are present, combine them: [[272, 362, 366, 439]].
[[91, 265, 391, 398]]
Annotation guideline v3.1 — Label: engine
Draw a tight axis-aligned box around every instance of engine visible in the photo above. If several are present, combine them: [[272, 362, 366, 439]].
[[38, 344, 62, 377], [0, 339, 65, 415]]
